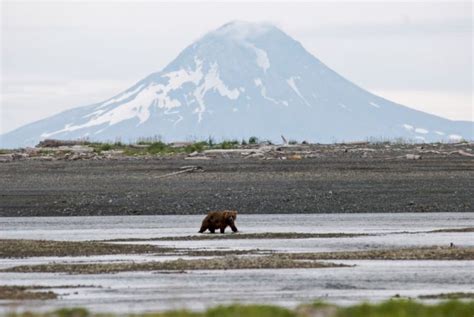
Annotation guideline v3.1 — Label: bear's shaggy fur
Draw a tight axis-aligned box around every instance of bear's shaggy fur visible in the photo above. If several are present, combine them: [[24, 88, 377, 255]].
[[199, 210, 238, 233]]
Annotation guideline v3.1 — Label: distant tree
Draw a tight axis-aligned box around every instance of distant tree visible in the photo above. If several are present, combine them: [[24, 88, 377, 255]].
[[207, 136, 215, 147], [248, 136, 258, 144]]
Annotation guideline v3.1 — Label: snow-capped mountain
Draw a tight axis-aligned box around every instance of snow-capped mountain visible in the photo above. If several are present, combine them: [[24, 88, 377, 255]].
[[2, 21, 473, 148]]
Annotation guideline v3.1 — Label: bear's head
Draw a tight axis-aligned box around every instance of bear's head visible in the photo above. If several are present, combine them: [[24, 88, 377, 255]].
[[223, 210, 237, 223]]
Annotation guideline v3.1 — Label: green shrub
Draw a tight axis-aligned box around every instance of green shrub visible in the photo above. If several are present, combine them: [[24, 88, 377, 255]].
[[38, 149, 55, 156], [147, 142, 168, 154], [137, 136, 163, 145], [185, 142, 207, 153], [99, 144, 112, 151], [207, 137, 215, 147], [248, 136, 258, 144], [123, 148, 145, 156], [54, 308, 89, 317], [219, 140, 239, 149]]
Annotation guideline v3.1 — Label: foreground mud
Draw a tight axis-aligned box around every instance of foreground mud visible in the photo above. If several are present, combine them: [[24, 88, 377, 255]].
[[289, 246, 474, 261], [1, 143, 473, 216], [2, 239, 472, 274], [1, 255, 346, 274], [0, 286, 57, 300], [0, 239, 173, 258], [0, 239, 265, 258]]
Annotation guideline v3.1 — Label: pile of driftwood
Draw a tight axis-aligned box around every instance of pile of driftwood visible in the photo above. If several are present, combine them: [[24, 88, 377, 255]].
[[0, 138, 473, 163], [185, 142, 474, 161], [36, 139, 88, 148]]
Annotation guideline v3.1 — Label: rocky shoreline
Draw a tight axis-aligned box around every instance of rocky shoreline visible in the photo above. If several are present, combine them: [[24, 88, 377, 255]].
[[1, 141, 473, 216]]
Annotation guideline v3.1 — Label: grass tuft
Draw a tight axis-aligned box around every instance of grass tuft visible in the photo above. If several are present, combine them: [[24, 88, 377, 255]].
[[4, 301, 474, 317], [334, 299, 474, 317], [206, 304, 295, 317]]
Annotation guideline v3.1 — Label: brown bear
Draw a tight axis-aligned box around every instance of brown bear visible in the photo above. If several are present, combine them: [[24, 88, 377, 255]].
[[199, 210, 238, 233]]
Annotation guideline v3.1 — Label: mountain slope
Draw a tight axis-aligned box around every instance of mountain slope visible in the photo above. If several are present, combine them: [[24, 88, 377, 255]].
[[2, 21, 473, 148]]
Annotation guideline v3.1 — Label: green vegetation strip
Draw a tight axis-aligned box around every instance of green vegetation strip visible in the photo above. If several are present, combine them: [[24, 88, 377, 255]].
[[1, 255, 346, 274], [0, 239, 175, 258], [5, 300, 474, 317], [106, 232, 368, 242], [299, 300, 474, 317], [288, 246, 474, 261], [88, 137, 257, 156]]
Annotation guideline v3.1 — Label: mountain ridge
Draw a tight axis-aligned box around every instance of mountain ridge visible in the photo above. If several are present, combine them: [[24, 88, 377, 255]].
[[2, 21, 472, 148]]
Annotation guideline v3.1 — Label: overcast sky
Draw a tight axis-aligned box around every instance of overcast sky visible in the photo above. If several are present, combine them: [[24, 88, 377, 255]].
[[1, 1, 472, 134]]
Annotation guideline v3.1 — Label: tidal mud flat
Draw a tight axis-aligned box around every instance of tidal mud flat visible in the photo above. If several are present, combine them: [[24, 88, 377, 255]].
[[0, 213, 473, 313], [1, 142, 473, 216]]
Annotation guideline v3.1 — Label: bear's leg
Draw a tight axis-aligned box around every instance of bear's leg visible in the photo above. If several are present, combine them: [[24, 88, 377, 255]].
[[199, 223, 207, 233], [220, 226, 226, 234], [229, 220, 238, 233], [209, 227, 216, 234]]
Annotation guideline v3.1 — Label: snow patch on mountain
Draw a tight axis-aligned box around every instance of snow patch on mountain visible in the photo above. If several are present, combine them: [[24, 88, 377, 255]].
[[165, 58, 204, 89], [415, 128, 429, 134], [42, 85, 156, 138], [254, 78, 285, 105], [287, 76, 310, 106], [252, 45, 270, 72], [403, 124, 414, 131], [44, 57, 242, 134], [193, 62, 240, 122], [369, 101, 381, 108], [97, 84, 145, 110], [173, 115, 183, 126], [449, 134, 463, 141], [212, 21, 271, 73], [339, 103, 351, 112]]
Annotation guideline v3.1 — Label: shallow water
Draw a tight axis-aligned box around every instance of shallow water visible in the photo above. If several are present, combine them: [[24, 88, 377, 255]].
[[140, 231, 474, 253], [1, 213, 473, 313], [2, 213, 473, 241], [1, 261, 473, 313]]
